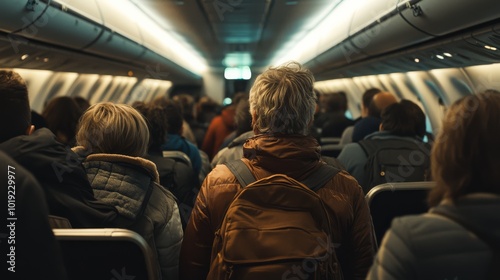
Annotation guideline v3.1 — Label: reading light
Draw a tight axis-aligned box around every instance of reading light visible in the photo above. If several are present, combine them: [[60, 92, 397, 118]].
[[436, 55, 444, 60], [485, 45, 497, 51], [414, 58, 420, 63], [443, 52, 452, 57], [21, 54, 29, 61]]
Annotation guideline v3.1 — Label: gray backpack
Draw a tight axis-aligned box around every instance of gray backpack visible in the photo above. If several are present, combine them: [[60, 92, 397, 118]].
[[358, 138, 431, 192]]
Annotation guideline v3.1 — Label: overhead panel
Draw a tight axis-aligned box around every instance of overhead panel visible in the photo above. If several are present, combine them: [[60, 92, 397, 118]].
[[0, 1, 103, 50], [399, 0, 500, 36], [83, 1, 145, 62], [348, 0, 431, 57], [200, 0, 271, 67]]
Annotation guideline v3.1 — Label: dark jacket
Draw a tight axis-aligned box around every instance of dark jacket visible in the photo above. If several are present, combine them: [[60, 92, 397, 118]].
[[352, 116, 380, 142], [146, 152, 200, 227], [321, 112, 355, 138], [367, 193, 500, 280], [0, 128, 120, 228], [1, 151, 67, 280], [180, 134, 377, 280]]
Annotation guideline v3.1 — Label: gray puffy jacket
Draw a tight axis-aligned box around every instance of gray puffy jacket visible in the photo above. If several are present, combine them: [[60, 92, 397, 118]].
[[76, 149, 183, 280], [367, 193, 500, 280]]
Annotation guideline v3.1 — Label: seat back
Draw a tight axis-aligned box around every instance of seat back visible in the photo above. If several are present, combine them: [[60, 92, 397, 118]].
[[163, 150, 192, 168], [53, 228, 160, 280], [366, 182, 435, 247], [320, 144, 344, 158], [320, 137, 341, 145]]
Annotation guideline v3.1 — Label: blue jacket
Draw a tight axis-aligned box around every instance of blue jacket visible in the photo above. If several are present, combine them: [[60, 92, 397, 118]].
[[163, 133, 202, 175]]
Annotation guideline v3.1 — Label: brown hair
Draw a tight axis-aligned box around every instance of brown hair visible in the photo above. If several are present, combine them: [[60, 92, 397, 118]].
[[428, 92, 500, 206], [42, 96, 83, 145], [0, 70, 31, 142]]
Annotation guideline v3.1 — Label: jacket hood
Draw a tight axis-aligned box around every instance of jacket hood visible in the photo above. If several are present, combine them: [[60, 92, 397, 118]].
[[74, 149, 160, 220], [431, 193, 500, 235], [228, 131, 254, 148], [243, 133, 321, 180]]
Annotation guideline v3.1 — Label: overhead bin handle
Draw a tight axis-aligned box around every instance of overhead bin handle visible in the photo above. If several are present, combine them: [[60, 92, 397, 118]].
[[26, 0, 39, 12]]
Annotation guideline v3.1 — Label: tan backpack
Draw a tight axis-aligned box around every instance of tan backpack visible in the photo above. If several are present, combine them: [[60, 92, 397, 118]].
[[206, 160, 343, 280]]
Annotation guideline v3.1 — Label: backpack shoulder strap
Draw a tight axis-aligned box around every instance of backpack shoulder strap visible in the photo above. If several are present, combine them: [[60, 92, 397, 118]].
[[358, 139, 379, 157], [225, 160, 340, 192], [301, 164, 340, 191], [225, 160, 256, 188], [432, 207, 500, 280]]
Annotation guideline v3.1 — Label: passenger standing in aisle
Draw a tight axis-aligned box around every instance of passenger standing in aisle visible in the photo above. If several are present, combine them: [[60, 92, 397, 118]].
[[180, 62, 376, 280]]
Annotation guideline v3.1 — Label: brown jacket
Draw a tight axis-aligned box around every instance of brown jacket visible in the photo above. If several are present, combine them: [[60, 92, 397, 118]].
[[180, 134, 376, 280]]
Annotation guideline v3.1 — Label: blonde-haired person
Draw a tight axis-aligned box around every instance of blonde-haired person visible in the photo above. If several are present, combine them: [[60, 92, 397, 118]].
[[73, 102, 183, 280], [180, 62, 376, 279], [367, 91, 500, 280]]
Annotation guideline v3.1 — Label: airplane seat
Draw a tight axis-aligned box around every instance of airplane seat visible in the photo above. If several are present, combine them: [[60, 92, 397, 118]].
[[366, 181, 435, 247], [53, 228, 160, 280], [320, 144, 344, 158], [49, 215, 73, 228], [162, 150, 192, 168], [319, 137, 342, 145], [339, 126, 354, 145]]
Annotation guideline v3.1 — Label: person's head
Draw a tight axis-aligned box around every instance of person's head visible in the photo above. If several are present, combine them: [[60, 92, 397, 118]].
[[131, 100, 148, 116], [151, 97, 183, 135], [368, 91, 397, 118], [361, 88, 381, 117], [0, 70, 33, 143], [172, 94, 196, 121], [230, 92, 248, 107], [143, 104, 169, 154], [428, 92, 500, 206], [380, 99, 426, 138], [196, 96, 219, 124], [322, 91, 348, 113], [234, 98, 252, 136], [42, 96, 83, 145], [76, 102, 149, 157], [249, 62, 315, 135], [31, 111, 47, 130], [73, 96, 91, 112]]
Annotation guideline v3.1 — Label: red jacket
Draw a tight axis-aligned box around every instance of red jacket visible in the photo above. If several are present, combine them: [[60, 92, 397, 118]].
[[180, 134, 377, 280], [201, 106, 236, 159]]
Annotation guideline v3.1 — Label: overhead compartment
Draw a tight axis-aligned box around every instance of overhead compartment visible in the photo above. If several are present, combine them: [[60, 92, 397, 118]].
[[399, 0, 500, 36], [0, 0, 104, 50], [310, 0, 500, 80], [348, 0, 432, 57], [83, 0, 146, 62]]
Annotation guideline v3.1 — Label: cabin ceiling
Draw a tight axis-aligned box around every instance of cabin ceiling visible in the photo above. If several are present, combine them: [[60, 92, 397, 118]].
[[0, 0, 499, 84], [134, 0, 335, 70]]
